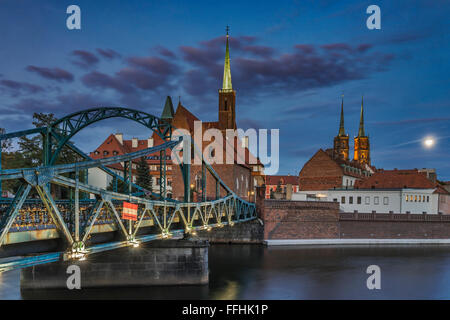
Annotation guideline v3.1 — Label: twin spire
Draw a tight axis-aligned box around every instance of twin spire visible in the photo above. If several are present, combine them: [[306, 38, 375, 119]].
[[338, 96, 366, 138], [222, 26, 233, 91]]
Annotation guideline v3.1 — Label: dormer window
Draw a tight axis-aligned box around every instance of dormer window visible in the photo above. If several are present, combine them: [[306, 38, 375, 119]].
[[103, 151, 109, 156]]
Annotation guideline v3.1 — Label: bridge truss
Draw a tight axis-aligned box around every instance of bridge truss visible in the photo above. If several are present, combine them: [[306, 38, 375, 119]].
[[0, 107, 256, 272]]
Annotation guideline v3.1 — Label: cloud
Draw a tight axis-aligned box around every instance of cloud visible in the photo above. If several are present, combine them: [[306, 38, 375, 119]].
[[154, 46, 176, 59], [177, 37, 394, 102], [0, 79, 45, 95], [11, 92, 113, 114], [26, 65, 74, 82], [373, 117, 450, 126], [96, 48, 121, 60], [81, 71, 135, 94], [71, 50, 100, 68], [127, 56, 177, 75]]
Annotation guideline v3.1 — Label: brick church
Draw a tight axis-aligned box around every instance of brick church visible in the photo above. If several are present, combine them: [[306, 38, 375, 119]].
[[299, 97, 375, 191], [89, 30, 264, 202]]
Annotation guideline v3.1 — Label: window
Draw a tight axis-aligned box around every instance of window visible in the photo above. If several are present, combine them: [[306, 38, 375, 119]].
[[341, 196, 346, 204], [357, 196, 362, 204], [405, 195, 408, 202], [349, 196, 353, 204], [414, 195, 417, 202], [365, 196, 370, 205], [383, 197, 389, 205], [374, 196, 379, 205], [333, 198, 338, 202], [427, 196, 430, 202], [103, 151, 109, 156]]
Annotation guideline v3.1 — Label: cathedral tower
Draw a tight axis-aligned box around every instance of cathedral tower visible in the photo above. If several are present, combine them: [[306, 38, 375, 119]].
[[218, 27, 236, 131], [333, 97, 349, 160], [354, 96, 370, 165]]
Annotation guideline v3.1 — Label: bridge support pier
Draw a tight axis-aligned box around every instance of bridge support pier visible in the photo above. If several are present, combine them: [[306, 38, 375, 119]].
[[20, 239, 208, 290]]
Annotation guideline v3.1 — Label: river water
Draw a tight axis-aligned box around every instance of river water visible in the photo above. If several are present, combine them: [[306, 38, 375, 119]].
[[2, 244, 450, 299]]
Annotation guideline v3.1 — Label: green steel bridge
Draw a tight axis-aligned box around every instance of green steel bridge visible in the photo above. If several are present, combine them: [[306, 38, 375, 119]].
[[0, 107, 256, 272]]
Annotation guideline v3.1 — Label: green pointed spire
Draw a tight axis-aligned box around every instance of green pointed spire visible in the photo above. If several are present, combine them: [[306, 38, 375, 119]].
[[338, 96, 346, 136], [161, 96, 174, 120], [358, 96, 365, 137], [222, 26, 232, 91]]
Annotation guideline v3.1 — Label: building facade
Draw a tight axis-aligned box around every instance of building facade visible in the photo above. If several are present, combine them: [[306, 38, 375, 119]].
[[88, 30, 264, 202], [293, 169, 450, 214]]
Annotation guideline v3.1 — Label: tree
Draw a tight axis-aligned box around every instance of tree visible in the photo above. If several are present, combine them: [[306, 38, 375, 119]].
[[136, 157, 153, 194], [0, 128, 12, 151], [17, 112, 82, 166], [276, 180, 283, 193]]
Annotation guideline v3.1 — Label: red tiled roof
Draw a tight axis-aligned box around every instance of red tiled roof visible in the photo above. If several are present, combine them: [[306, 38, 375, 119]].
[[299, 176, 343, 191], [266, 175, 298, 185], [355, 169, 435, 189]]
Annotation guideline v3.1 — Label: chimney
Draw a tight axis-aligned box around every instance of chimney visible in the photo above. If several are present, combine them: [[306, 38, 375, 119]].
[[286, 183, 293, 200], [241, 136, 249, 149], [148, 137, 154, 148], [132, 138, 138, 148], [115, 133, 123, 145]]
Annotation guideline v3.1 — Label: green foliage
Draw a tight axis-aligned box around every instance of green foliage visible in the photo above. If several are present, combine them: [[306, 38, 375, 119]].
[[136, 157, 153, 195]]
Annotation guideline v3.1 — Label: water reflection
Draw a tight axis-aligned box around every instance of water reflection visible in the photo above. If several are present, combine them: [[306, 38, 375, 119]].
[[4, 244, 450, 299]]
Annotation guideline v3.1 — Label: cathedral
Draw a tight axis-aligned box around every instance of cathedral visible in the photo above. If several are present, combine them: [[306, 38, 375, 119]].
[[89, 29, 265, 201], [298, 97, 375, 191], [333, 96, 370, 166]]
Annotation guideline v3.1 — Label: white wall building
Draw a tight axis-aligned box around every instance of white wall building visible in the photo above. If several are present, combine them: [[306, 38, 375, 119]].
[[292, 188, 442, 214]]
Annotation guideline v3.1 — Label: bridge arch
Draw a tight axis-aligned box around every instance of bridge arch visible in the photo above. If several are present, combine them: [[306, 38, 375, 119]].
[[46, 107, 173, 165]]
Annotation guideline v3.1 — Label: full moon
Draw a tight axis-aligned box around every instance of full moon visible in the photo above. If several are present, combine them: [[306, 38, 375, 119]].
[[424, 138, 435, 148]]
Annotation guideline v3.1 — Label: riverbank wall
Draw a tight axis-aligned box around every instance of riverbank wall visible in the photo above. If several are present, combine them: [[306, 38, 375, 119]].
[[260, 199, 450, 245]]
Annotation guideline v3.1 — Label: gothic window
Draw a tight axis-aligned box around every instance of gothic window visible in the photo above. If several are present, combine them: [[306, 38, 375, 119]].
[[224, 99, 228, 111]]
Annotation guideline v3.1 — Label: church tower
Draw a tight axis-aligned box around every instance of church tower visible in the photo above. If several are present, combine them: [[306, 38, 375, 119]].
[[354, 96, 370, 165], [333, 96, 349, 160], [218, 27, 236, 131]]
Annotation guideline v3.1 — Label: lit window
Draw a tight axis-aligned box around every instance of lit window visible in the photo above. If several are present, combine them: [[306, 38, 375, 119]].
[[349, 196, 353, 204], [341, 196, 346, 204]]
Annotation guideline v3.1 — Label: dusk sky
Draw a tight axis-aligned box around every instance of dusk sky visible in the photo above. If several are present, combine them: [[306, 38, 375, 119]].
[[0, 1, 449, 179]]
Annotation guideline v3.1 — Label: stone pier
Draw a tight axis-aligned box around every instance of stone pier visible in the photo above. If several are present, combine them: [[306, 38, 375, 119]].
[[20, 239, 208, 290]]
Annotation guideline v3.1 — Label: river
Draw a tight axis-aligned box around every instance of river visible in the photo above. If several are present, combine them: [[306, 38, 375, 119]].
[[2, 244, 450, 299]]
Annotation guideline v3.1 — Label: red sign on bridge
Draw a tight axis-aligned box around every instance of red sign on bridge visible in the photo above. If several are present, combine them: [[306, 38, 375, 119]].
[[122, 202, 138, 221]]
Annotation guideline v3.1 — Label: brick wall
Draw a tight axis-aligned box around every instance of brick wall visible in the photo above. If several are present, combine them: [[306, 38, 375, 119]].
[[261, 199, 450, 240], [171, 163, 253, 202], [262, 200, 340, 239]]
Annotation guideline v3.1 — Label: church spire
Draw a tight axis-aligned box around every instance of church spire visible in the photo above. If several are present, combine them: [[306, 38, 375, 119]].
[[222, 26, 232, 91], [358, 96, 365, 137], [338, 95, 346, 136], [161, 95, 174, 121]]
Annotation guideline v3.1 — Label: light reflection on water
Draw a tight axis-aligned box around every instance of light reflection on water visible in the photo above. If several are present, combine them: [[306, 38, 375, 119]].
[[2, 244, 450, 299]]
